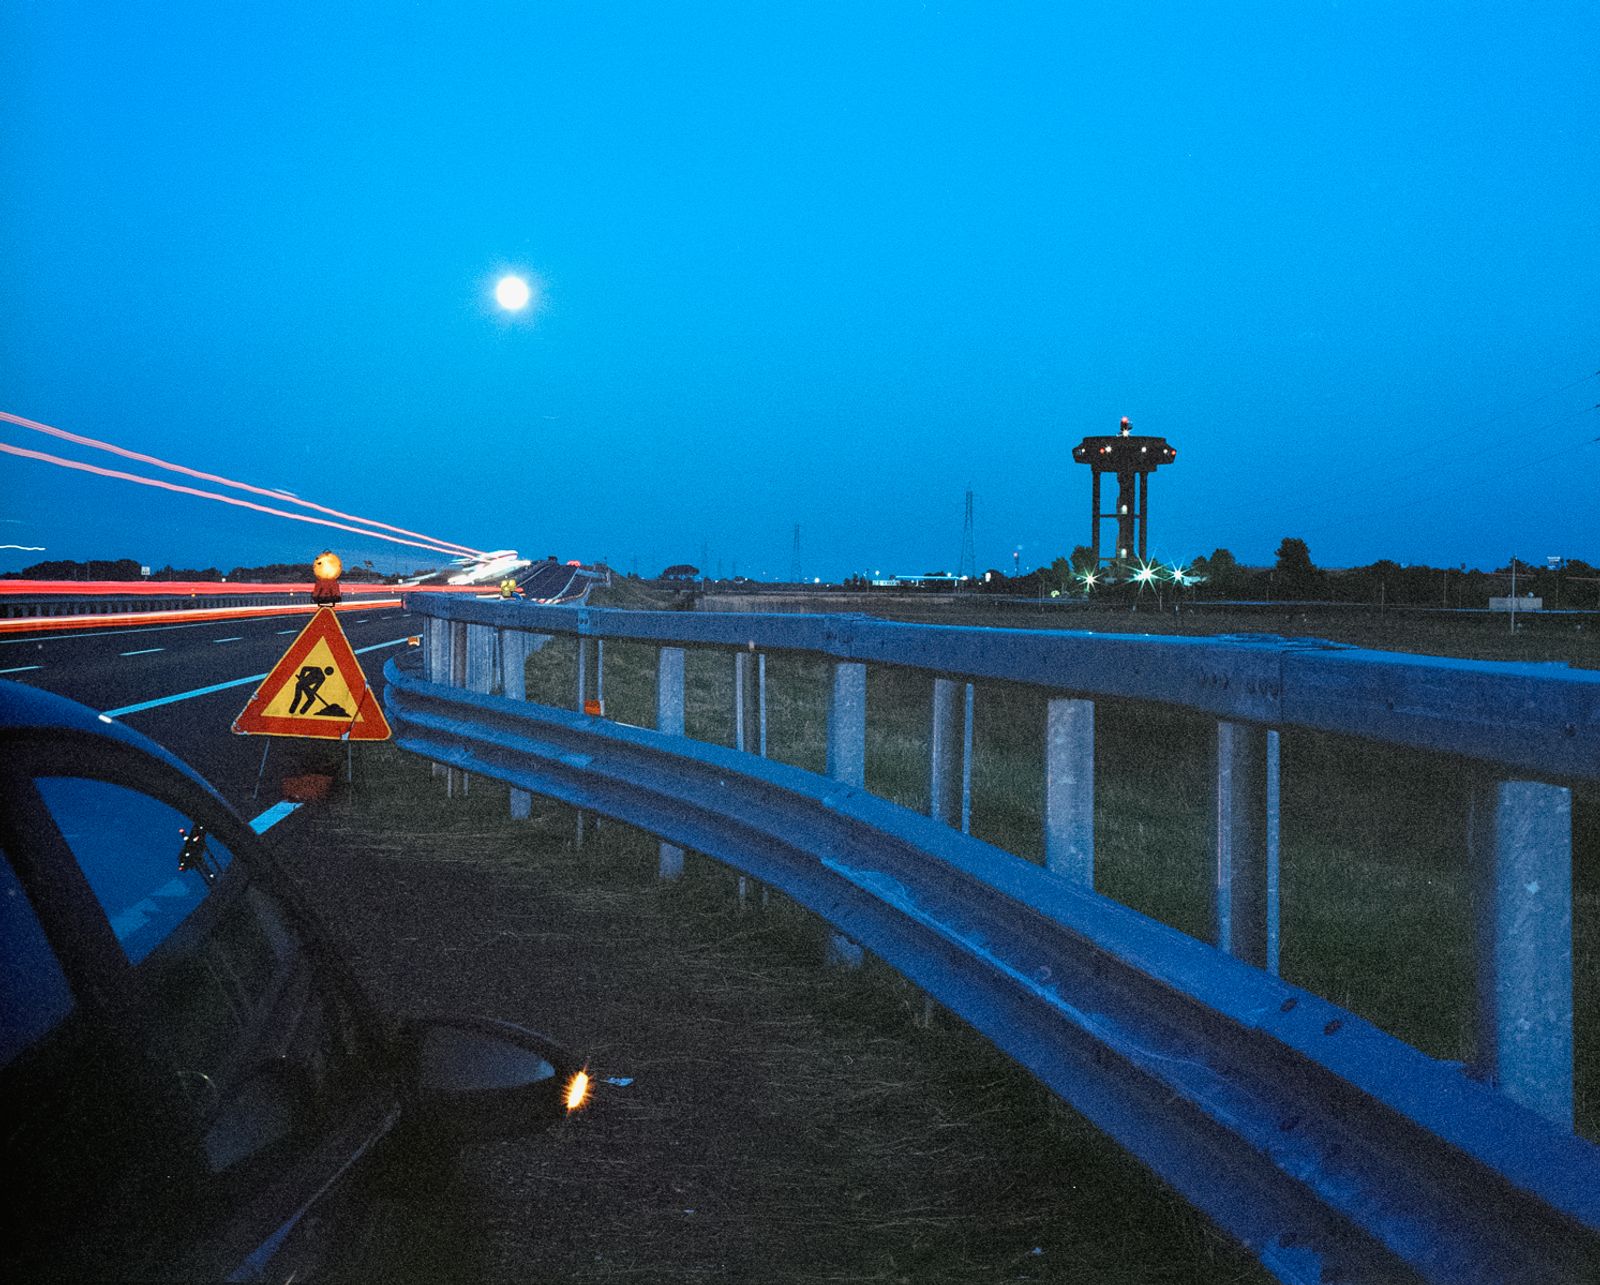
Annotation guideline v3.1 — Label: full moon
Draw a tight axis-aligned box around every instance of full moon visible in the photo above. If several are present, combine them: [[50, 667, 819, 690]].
[[494, 274, 532, 311]]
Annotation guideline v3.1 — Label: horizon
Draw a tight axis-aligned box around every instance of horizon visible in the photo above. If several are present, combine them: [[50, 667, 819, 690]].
[[4, 545, 1592, 583]]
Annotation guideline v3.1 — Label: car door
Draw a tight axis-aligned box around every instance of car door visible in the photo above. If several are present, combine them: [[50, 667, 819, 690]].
[[1, 734, 400, 1282]]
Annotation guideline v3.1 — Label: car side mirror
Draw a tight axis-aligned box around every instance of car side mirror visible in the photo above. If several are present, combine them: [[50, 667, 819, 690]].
[[396, 1016, 587, 1143]]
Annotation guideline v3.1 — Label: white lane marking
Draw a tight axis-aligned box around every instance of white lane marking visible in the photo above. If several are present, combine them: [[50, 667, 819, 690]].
[[277, 629, 298, 635], [103, 638, 410, 718], [213, 636, 243, 643], [120, 647, 165, 656], [1, 618, 272, 648], [249, 801, 303, 833], [1, 604, 403, 649], [1, 664, 42, 674]]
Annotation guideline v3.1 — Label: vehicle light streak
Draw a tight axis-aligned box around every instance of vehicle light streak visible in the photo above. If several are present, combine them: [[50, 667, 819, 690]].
[[1, 409, 488, 558], [0, 441, 474, 557], [0, 597, 405, 636]]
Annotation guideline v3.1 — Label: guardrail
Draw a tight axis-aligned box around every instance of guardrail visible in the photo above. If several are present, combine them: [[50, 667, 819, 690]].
[[386, 594, 1599, 1284], [0, 581, 476, 629]]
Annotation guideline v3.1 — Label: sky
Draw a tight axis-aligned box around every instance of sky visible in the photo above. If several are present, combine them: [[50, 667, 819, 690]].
[[3, 2, 1596, 581]]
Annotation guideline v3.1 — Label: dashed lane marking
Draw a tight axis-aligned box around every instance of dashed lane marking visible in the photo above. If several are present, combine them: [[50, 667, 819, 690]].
[[102, 638, 410, 718], [1, 618, 278, 647], [249, 800, 303, 833], [121, 647, 165, 656], [1, 664, 42, 674]]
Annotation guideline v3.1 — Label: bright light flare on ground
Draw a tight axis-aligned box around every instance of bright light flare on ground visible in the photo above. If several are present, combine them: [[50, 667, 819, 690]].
[[565, 1069, 590, 1112], [495, 275, 532, 311]]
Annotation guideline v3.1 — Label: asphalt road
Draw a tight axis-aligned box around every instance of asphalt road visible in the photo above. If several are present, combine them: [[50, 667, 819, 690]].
[[0, 608, 416, 812]]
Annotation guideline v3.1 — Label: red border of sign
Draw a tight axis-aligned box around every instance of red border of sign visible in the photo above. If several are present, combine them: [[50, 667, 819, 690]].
[[232, 609, 392, 740]]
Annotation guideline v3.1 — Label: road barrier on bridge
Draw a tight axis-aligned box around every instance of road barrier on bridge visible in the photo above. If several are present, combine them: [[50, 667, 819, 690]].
[[387, 595, 1599, 1284]]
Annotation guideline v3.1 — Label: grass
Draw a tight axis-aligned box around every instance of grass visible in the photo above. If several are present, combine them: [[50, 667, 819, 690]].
[[277, 746, 1267, 1284], [515, 584, 1597, 1141]]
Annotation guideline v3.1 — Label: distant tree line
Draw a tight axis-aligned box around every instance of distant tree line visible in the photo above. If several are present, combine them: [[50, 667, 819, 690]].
[[836, 539, 1597, 609], [955, 539, 1599, 609]]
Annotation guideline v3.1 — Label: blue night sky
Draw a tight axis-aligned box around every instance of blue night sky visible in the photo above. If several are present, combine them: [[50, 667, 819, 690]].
[[3, 2, 1596, 580]]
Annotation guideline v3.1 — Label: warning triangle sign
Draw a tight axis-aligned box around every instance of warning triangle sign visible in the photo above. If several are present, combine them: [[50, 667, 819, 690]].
[[233, 609, 392, 740]]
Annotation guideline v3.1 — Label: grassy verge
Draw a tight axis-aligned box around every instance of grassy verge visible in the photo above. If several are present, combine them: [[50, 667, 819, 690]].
[[523, 585, 1597, 1140], [277, 744, 1268, 1283]]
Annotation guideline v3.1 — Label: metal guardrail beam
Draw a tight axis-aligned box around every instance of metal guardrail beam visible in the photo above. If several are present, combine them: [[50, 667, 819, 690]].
[[407, 597, 1600, 782], [383, 660, 1600, 1285]]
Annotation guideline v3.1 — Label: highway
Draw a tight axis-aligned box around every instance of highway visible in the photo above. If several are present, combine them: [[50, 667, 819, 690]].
[[0, 607, 416, 811]]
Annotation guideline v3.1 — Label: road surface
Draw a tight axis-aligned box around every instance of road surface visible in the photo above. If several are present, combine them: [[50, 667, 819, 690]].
[[0, 607, 415, 810]]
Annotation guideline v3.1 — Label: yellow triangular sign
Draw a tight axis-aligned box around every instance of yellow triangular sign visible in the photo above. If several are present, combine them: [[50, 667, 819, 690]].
[[233, 609, 391, 740]]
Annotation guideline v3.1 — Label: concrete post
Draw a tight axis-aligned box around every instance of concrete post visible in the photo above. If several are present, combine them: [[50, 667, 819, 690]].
[[657, 647, 686, 880], [826, 661, 867, 966], [1470, 779, 1574, 1128], [1213, 721, 1278, 970], [1044, 698, 1095, 887]]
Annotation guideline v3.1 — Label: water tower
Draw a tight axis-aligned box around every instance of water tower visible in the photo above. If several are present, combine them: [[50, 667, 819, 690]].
[[1072, 416, 1177, 568]]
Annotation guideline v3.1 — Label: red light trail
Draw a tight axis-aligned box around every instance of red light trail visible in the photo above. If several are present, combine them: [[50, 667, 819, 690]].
[[0, 441, 480, 558], [0, 409, 487, 558]]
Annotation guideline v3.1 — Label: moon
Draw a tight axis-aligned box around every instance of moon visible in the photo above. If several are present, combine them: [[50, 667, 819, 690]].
[[494, 274, 532, 311]]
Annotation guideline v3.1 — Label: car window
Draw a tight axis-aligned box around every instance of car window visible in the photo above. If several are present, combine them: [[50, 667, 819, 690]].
[[34, 776, 235, 964], [0, 848, 74, 1068], [28, 772, 373, 1187]]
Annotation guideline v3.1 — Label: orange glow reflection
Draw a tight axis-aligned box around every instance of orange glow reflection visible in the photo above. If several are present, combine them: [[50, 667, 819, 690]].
[[565, 1070, 590, 1113]]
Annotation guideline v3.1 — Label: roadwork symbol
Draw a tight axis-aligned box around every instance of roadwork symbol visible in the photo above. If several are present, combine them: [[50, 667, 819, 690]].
[[233, 610, 391, 740]]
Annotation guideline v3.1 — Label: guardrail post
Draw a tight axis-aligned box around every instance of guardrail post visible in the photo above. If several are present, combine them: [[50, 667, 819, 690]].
[[930, 678, 965, 827], [732, 648, 759, 909], [425, 616, 447, 684], [575, 637, 590, 849], [1044, 697, 1095, 887], [827, 661, 867, 787], [426, 619, 467, 794], [499, 628, 533, 820], [1213, 721, 1278, 970], [657, 647, 686, 879], [1470, 779, 1573, 1128], [826, 661, 867, 967], [465, 624, 497, 695], [961, 683, 974, 833], [733, 650, 752, 751], [758, 652, 769, 757]]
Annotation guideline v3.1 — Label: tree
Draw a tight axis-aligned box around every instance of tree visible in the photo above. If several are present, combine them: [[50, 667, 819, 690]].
[[1193, 548, 1241, 595], [1273, 538, 1322, 600], [660, 564, 699, 581]]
